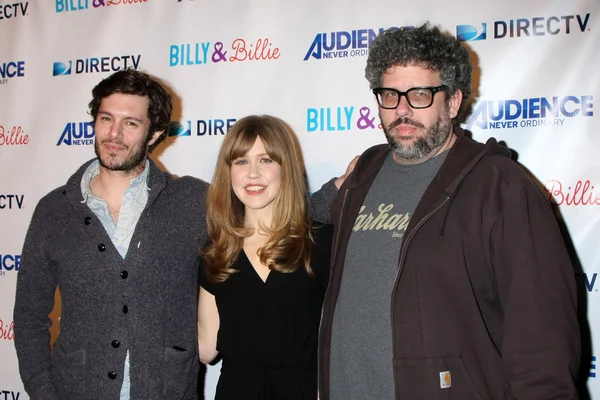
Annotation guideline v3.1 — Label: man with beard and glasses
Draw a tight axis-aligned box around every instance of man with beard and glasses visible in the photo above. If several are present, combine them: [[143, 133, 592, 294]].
[[311, 22, 580, 399], [13, 69, 207, 400]]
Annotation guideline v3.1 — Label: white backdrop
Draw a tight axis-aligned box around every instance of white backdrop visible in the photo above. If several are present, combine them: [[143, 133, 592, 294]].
[[0, 0, 598, 398]]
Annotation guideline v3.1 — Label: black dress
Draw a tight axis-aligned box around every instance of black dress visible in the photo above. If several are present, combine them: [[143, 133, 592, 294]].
[[198, 224, 333, 400]]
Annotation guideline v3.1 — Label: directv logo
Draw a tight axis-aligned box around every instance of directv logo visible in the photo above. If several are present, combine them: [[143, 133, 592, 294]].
[[53, 61, 72, 76], [52, 55, 141, 77], [457, 14, 590, 42], [169, 119, 236, 136], [456, 24, 486, 41], [169, 121, 192, 137]]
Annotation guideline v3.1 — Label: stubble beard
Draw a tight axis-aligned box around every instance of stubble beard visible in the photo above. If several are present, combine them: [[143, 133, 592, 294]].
[[94, 134, 152, 174], [382, 110, 454, 162]]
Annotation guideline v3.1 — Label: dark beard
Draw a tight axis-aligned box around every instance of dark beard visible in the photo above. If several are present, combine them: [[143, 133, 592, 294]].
[[382, 112, 453, 161], [94, 133, 151, 173]]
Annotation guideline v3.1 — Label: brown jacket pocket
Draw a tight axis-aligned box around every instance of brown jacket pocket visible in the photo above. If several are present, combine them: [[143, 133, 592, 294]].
[[393, 356, 483, 400]]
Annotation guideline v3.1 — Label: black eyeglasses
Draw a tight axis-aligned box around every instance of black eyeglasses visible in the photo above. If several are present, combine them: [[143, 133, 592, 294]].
[[373, 85, 448, 109]]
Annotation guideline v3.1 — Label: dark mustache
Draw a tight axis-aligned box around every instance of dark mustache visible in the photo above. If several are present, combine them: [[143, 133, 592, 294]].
[[101, 139, 128, 149], [389, 117, 425, 130]]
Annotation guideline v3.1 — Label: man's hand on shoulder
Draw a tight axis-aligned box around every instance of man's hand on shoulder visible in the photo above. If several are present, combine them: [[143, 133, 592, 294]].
[[334, 155, 359, 189]]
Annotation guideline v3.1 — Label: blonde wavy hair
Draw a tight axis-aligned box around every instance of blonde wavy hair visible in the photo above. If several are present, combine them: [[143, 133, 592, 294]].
[[202, 115, 313, 284]]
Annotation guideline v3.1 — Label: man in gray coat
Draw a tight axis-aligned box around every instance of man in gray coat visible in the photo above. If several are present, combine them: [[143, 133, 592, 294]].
[[14, 69, 207, 399]]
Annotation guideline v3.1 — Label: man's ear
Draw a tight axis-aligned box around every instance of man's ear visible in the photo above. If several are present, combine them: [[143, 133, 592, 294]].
[[148, 130, 163, 147], [448, 89, 463, 119]]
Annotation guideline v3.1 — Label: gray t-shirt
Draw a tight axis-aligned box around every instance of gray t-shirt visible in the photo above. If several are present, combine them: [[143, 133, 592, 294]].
[[330, 151, 447, 400]]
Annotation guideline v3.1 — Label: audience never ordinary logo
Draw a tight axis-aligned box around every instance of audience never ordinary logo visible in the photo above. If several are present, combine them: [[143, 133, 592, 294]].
[[0, 253, 20, 276], [0, 61, 25, 86], [303, 27, 390, 61], [57, 122, 95, 146], [464, 95, 594, 130]]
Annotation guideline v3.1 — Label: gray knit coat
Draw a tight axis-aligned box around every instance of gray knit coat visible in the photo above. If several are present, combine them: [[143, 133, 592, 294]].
[[13, 158, 208, 400]]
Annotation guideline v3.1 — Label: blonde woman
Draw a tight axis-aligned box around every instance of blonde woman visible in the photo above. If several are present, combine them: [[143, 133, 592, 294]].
[[197, 115, 332, 399]]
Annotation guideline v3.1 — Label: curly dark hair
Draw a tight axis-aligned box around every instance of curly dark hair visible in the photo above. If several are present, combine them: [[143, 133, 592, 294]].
[[366, 22, 472, 114], [88, 68, 173, 151]]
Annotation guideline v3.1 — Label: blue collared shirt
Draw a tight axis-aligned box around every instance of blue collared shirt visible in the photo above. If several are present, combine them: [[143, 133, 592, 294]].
[[81, 159, 150, 400]]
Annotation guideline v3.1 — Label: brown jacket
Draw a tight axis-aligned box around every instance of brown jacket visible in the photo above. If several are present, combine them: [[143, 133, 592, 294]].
[[318, 128, 580, 399]]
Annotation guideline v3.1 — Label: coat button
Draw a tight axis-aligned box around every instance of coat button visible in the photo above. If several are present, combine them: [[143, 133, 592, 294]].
[[122, 305, 128, 314], [120, 270, 128, 279], [111, 340, 120, 348], [98, 244, 107, 252], [84, 217, 92, 225], [108, 371, 117, 379]]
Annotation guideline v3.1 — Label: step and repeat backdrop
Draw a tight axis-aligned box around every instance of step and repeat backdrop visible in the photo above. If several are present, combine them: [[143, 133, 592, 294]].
[[1, 0, 598, 398]]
